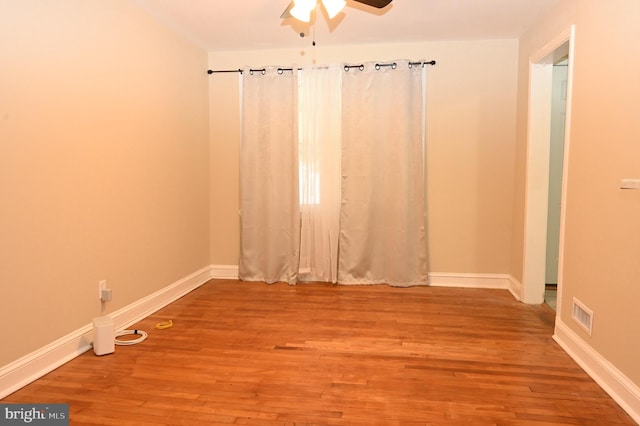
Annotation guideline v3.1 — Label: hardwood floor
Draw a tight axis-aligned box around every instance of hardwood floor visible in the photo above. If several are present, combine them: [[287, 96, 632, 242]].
[[2, 280, 635, 425]]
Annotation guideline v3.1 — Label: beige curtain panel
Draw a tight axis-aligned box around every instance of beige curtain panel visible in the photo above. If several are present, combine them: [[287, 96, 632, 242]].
[[238, 67, 300, 284], [338, 60, 428, 286], [239, 61, 428, 286]]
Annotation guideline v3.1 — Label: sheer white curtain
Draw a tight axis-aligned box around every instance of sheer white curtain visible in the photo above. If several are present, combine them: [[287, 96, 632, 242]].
[[338, 61, 428, 286], [298, 66, 342, 283], [238, 68, 300, 284]]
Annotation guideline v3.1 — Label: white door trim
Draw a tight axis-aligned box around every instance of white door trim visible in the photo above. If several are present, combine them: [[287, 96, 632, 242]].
[[522, 26, 575, 307]]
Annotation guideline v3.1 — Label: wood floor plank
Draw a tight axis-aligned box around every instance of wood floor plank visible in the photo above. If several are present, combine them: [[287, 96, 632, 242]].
[[2, 280, 636, 425]]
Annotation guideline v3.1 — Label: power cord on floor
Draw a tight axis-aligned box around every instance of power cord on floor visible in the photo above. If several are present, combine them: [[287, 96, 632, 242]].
[[114, 329, 148, 346], [113, 320, 172, 346]]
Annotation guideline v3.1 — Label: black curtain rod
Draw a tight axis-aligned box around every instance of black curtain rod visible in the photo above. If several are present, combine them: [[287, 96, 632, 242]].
[[207, 60, 436, 75]]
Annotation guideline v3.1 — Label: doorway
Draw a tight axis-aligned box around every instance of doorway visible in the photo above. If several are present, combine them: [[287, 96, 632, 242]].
[[522, 26, 574, 314], [544, 59, 568, 311]]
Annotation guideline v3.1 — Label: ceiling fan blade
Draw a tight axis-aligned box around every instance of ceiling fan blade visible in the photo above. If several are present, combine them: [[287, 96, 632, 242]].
[[280, 1, 294, 19], [353, 0, 392, 8]]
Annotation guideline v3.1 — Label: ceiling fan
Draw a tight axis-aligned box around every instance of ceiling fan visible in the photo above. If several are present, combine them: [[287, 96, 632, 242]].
[[281, 0, 393, 22]]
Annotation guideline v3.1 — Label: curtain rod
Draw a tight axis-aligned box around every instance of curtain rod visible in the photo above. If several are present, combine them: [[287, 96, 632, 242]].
[[207, 60, 436, 75]]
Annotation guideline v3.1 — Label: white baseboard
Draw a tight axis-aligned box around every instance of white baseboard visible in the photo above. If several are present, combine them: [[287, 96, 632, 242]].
[[508, 275, 523, 301], [211, 264, 239, 279], [554, 319, 640, 424], [0, 325, 94, 401], [428, 273, 522, 302], [429, 272, 511, 289], [209, 268, 521, 297], [108, 265, 213, 332], [0, 265, 213, 400], [209, 268, 518, 295]]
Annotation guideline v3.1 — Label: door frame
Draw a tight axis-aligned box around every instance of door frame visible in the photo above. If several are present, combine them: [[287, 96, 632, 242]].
[[522, 26, 575, 312]]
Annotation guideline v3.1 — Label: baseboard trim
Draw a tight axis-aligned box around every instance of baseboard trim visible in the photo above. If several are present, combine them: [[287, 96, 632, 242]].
[[108, 265, 213, 332], [429, 272, 511, 289], [508, 276, 523, 301], [0, 265, 213, 400], [554, 319, 640, 424], [0, 325, 94, 401], [209, 268, 522, 298], [211, 264, 239, 279], [209, 268, 518, 295]]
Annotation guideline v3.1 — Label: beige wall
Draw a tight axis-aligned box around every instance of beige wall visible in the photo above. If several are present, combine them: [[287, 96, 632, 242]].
[[562, 0, 640, 386], [0, 1, 210, 366], [209, 39, 519, 273], [515, 0, 640, 385]]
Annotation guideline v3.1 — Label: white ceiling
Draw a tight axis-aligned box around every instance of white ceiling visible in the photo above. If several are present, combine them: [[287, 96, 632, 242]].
[[132, 0, 560, 51]]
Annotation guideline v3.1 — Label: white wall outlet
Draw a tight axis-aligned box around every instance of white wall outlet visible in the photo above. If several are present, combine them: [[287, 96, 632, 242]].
[[99, 280, 107, 299], [620, 179, 640, 189]]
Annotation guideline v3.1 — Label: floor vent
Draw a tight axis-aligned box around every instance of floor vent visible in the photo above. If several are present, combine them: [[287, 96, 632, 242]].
[[572, 297, 593, 336]]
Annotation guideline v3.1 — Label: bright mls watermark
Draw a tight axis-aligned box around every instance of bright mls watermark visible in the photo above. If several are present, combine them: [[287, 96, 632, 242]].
[[0, 405, 68, 425]]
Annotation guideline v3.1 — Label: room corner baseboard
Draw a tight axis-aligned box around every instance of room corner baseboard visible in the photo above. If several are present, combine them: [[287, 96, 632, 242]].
[[507, 276, 523, 301], [0, 265, 214, 400], [211, 265, 239, 279], [554, 319, 640, 424]]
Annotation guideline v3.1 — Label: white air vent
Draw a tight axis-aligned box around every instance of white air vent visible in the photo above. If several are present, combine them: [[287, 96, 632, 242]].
[[572, 297, 593, 336]]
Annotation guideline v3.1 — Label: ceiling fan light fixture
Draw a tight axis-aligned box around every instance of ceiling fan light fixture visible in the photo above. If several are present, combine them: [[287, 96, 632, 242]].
[[282, 0, 392, 23], [290, 0, 316, 22], [322, 0, 346, 19]]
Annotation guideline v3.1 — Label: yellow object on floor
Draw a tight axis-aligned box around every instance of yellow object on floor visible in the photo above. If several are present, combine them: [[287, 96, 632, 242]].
[[155, 320, 173, 330]]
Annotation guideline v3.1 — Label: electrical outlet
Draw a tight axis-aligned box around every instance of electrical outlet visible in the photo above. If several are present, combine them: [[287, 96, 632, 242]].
[[99, 280, 107, 299], [621, 179, 640, 189]]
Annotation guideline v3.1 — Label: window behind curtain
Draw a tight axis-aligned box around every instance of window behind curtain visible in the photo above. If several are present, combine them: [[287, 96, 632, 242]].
[[297, 66, 342, 282]]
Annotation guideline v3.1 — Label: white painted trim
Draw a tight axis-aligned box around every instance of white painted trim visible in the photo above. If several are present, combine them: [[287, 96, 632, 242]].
[[211, 264, 240, 279], [108, 266, 213, 331], [554, 25, 576, 322], [428, 272, 511, 289], [210, 268, 521, 299], [508, 276, 523, 301], [522, 59, 553, 305], [554, 319, 640, 424], [429, 273, 522, 301], [209, 266, 519, 295], [530, 27, 573, 64], [0, 325, 94, 401], [522, 25, 575, 305], [0, 265, 213, 400]]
